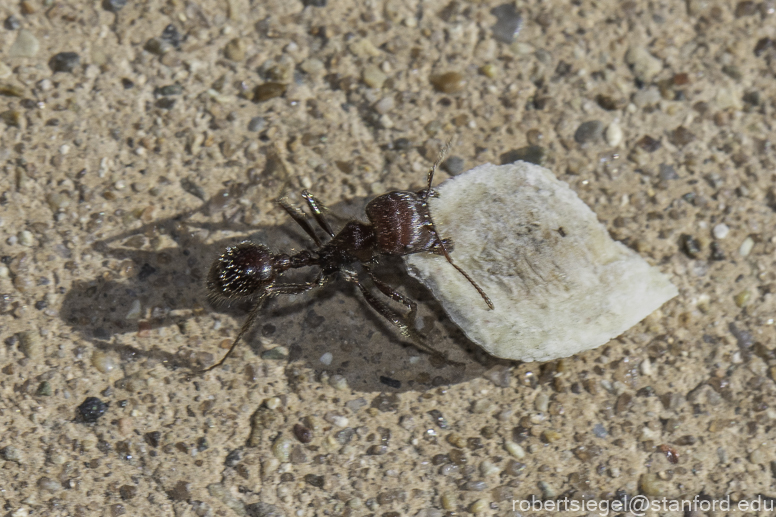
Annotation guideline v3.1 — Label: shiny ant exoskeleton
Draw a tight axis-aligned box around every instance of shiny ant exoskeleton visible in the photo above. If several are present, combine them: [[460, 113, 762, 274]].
[[202, 147, 493, 372]]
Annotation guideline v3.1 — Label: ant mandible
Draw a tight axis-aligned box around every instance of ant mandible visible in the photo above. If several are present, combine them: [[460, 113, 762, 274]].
[[202, 145, 493, 372]]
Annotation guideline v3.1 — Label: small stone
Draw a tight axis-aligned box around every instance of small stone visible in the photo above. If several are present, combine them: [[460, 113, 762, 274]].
[[248, 117, 266, 132], [442, 156, 465, 175], [735, 1, 758, 17], [469, 499, 488, 514], [345, 398, 367, 412], [38, 476, 60, 492], [102, 0, 127, 12], [324, 412, 348, 427], [633, 87, 661, 108], [36, 381, 52, 396], [289, 445, 309, 464], [605, 122, 623, 146], [254, 83, 286, 102], [224, 38, 246, 61], [1, 445, 23, 463], [305, 474, 324, 488], [362, 65, 387, 89], [328, 374, 348, 391], [168, 481, 192, 501], [374, 96, 395, 114], [4, 15, 21, 30], [596, 94, 626, 111], [504, 440, 525, 458], [575, 120, 604, 144], [9, 30, 40, 58], [271, 434, 294, 462], [430, 72, 466, 94], [1, 110, 22, 127], [78, 397, 108, 423], [593, 423, 608, 438], [49, 52, 81, 73], [739, 236, 754, 257], [480, 63, 498, 79], [625, 46, 663, 83], [119, 485, 137, 500], [367, 444, 388, 455], [18, 330, 41, 359], [300, 58, 324, 75], [334, 427, 355, 445], [490, 3, 523, 44], [658, 163, 678, 181], [91, 350, 117, 373], [261, 346, 288, 360], [319, 352, 333, 365], [669, 126, 696, 147], [500, 145, 546, 166], [293, 423, 313, 443], [734, 290, 751, 308], [246, 502, 287, 517], [754, 38, 774, 57], [348, 38, 381, 58], [712, 224, 729, 239]]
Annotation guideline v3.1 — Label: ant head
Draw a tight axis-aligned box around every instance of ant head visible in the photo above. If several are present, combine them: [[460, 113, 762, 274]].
[[207, 241, 277, 299]]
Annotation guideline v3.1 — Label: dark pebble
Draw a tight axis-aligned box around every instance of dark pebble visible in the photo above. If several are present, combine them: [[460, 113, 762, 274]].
[[427, 409, 449, 429], [119, 485, 137, 500], [155, 98, 176, 110], [442, 156, 465, 175], [710, 242, 725, 261], [137, 263, 156, 281], [196, 437, 208, 451], [755, 38, 774, 57], [254, 82, 286, 102], [293, 423, 313, 443], [155, 84, 182, 96], [35, 300, 47, 310], [379, 376, 401, 389], [595, 94, 625, 111], [180, 176, 206, 200], [224, 448, 242, 467], [735, 1, 758, 17], [49, 52, 81, 73], [490, 3, 523, 44], [743, 90, 760, 106], [144, 431, 161, 447], [367, 444, 388, 455], [78, 397, 108, 423], [4, 15, 21, 30], [289, 445, 309, 464], [729, 323, 754, 348], [161, 24, 182, 49], [305, 474, 324, 488], [680, 234, 701, 258], [167, 480, 191, 501], [669, 126, 696, 147], [505, 459, 525, 476], [301, 0, 326, 5], [246, 502, 287, 517], [636, 135, 662, 153], [110, 504, 126, 517], [574, 120, 604, 144], [121, 78, 134, 89], [102, 0, 127, 12], [500, 145, 547, 166], [393, 137, 411, 151], [370, 393, 399, 412], [614, 393, 633, 414]]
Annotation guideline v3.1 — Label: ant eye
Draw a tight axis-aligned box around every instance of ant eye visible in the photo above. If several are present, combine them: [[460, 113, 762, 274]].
[[207, 241, 275, 297]]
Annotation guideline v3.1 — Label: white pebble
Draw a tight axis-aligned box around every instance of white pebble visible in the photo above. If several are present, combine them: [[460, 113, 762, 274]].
[[739, 237, 754, 257], [324, 412, 348, 427], [60, 144, 70, 155], [640, 357, 653, 376], [18, 230, 34, 247], [504, 440, 525, 459], [0, 265, 8, 278], [712, 223, 729, 239], [319, 352, 333, 365], [605, 122, 623, 147]]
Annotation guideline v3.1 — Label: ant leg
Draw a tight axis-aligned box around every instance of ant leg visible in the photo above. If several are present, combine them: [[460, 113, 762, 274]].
[[279, 198, 322, 246], [301, 190, 335, 238], [362, 265, 418, 328], [343, 271, 463, 366], [199, 292, 270, 373], [200, 274, 327, 373]]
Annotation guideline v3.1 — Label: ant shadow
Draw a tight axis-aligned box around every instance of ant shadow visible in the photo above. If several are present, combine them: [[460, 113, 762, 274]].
[[60, 183, 512, 392]]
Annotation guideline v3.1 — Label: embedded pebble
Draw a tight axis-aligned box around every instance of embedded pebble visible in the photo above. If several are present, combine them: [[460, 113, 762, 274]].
[[18, 230, 34, 247], [102, 0, 127, 12], [319, 352, 333, 365], [442, 156, 465, 175], [254, 83, 286, 102], [78, 397, 108, 423], [10, 30, 39, 57], [91, 350, 117, 373], [245, 502, 286, 517], [49, 52, 81, 73], [605, 121, 623, 146], [739, 236, 754, 257], [1, 445, 23, 463], [4, 15, 21, 30], [261, 346, 288, 360], [248, 117, 266, 132], [625, 46, 663, 82], [713, 223, 730, 239], [504, 440, 525, 458], [490, 3, 523, 44], [430, 72, 466, 93], [224, 38, 246, 61], [324, 412, 348, 427], [374, 96, 394, 114], [271, 434, 294, 462], [18, 330, 42, 359], [328, 374, 348, 391], [574, 120, 604, 144], [362, 65, 387, 89]]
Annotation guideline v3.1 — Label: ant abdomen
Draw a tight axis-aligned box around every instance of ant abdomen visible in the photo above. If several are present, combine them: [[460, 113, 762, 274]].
[[207, 241, 277, 301]]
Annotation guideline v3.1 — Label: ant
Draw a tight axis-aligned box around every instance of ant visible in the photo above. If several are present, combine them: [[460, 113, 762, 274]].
[[202, 146, 493, 372]]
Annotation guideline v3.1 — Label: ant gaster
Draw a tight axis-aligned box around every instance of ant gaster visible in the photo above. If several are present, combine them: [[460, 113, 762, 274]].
[[203, 146, 493, 372]]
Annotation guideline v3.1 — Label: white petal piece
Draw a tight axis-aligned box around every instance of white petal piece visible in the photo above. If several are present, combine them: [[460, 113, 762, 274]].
[[405, 162, 678, 362]]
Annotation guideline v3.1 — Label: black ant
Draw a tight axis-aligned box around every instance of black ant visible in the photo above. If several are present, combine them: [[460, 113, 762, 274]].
[[202, 146, 493, 372]]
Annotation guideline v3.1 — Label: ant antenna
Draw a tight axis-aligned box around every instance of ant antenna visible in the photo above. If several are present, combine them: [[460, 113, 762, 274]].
[[422, 142, 494, 310]]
